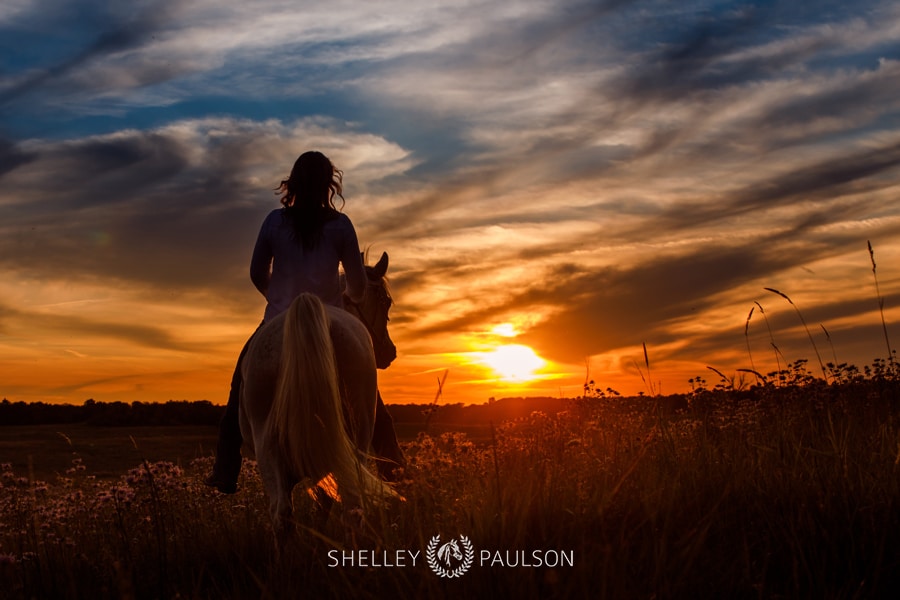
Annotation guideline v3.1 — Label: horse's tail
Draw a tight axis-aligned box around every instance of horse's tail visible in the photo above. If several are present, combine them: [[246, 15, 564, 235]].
[[269, 293, 390, 503]]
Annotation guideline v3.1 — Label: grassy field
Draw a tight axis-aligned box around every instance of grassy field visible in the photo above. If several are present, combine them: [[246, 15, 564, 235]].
[[0, 422, 493, 483], [1, 377, 900, 599], [0, 425, 220, 482]]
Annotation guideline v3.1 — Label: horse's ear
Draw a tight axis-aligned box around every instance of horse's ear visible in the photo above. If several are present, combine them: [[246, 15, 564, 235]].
[[371, 251, 389, 279]]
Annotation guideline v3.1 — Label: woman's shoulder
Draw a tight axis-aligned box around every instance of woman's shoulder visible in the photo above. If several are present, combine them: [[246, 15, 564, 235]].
[[261, 207, 287, 226], [255, 208, 288, 238], [258, 207, 282, 222], [323, 210, 355, 230]]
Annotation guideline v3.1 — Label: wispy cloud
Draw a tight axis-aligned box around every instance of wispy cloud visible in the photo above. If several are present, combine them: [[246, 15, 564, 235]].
[[2, 0, 900, 402]]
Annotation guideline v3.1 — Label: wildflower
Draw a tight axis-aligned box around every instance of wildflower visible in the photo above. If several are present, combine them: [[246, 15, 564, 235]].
[[112, 485, 136, 505]]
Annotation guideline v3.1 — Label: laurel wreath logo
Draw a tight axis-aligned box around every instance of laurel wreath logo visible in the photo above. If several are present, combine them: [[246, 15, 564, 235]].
[[426, 534, 474, 578]]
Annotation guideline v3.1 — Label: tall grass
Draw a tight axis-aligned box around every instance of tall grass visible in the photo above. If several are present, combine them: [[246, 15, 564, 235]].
[[633, 342, 658, 396], [869, 240, 895, 366], [764, 287, 828, 380], [2, 370, 900, 599]]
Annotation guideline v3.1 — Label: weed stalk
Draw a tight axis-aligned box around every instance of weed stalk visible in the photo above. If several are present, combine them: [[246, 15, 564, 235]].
[[635, 342, 657, 396], [765, 287, 828, 381], [744, 307, 762, 384], [868, 240, 894, 367], [754, 301, 783, 377], [423, 369, 449, 432]]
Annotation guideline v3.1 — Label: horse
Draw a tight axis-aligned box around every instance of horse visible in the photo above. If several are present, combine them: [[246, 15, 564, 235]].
[[437, 539, 464, 566], [238, 252, 397, 546]]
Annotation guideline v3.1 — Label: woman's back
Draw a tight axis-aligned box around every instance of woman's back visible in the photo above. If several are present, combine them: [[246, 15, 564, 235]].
[[251, 208, 365, 322]]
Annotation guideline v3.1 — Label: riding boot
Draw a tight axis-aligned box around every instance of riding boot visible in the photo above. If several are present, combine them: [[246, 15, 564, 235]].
[[206, 329, 258, 494], [371, 390, 406, 481], [205, 369, 243, 494]]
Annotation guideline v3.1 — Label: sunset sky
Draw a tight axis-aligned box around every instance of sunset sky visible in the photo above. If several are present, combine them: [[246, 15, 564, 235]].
[[3, 0, 900, 406]]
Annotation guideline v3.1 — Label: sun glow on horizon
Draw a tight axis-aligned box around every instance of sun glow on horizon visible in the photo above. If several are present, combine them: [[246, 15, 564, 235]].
[[478, 344, 546, 383]]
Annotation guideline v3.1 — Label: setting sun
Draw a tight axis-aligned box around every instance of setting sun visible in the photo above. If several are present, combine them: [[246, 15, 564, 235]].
[[479, 344, 546, 383]]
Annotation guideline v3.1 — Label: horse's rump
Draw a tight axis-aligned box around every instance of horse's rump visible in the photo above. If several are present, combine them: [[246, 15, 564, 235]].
[[236, 255, 396, 544], [239, 294, 385, 505]]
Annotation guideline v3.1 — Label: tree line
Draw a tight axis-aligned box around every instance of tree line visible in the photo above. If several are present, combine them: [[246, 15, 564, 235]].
[[0, 399, 223, 426], [0, 396, 574, 427]]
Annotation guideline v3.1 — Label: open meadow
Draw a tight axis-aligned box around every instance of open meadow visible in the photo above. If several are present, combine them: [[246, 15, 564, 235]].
[[1, 364, 900, 599], [0, 425, 220, 483]]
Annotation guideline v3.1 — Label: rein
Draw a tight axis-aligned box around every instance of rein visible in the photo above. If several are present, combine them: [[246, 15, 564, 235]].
[[343, 296, 372, 336], [343, 283, 388, 345]]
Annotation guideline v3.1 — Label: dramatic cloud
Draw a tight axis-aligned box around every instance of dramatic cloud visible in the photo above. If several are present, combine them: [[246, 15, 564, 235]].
[[2, 0, 900, 403], [1, 118, 412, 293]]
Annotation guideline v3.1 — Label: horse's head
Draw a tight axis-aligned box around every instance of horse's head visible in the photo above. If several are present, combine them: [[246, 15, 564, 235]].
[[438, 540, 463, 565], [346, 251, 397, 369]]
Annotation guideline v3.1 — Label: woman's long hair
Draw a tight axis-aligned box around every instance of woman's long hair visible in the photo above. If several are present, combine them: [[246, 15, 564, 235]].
[[277, 151, 344, 251]]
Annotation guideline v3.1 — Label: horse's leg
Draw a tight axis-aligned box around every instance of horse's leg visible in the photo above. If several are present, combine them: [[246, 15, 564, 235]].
[[372, 390, 406, 481], [336, 487, 367, 547], [310, 484, 335, 530], [258, 445, 295, 554], [271, 483, 296, 556]]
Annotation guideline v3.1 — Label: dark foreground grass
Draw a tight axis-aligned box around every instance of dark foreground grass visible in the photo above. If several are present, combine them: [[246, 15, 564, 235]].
[[2, 378, 900, 599]]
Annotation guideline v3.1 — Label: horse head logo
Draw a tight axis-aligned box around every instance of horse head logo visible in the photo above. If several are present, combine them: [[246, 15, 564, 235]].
[[437, 539, 463, 567], [426, 535, 474, 578]]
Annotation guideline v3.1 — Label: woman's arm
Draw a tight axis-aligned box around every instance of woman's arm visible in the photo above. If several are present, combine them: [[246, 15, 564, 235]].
[[340, 216, 367, 304], [249, 215, 274, 298]]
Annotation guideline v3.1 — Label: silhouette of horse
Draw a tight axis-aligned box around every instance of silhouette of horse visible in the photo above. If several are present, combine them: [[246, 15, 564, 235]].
[[238, 252, 396, 546]]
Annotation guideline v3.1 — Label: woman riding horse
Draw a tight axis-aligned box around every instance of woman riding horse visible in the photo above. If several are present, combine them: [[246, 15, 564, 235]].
[[206, 150, 404, 494]]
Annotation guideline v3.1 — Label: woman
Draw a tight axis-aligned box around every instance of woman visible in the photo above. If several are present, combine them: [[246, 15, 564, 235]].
[[205, 150, 397, 494]]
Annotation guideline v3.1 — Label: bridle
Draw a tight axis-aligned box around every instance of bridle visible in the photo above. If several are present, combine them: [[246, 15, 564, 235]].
[[344, 278, 393, 350]]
